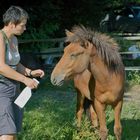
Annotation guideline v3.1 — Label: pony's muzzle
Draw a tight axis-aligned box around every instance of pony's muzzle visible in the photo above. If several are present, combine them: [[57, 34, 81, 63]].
[[51, 74, 65, 86]]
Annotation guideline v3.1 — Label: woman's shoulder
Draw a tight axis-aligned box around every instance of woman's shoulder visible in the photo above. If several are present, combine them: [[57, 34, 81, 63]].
[[0, 30, 5, 42], [0, 31, 5, 51]]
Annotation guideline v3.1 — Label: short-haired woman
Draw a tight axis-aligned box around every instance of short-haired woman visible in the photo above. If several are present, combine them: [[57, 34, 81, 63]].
[[0, 6, 45, 140]]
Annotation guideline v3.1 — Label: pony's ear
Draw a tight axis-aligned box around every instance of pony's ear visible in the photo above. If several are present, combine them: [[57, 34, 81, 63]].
[[84, 41, 92, 49], [84, 41, 95, 55], [65, 29, 74, 37]]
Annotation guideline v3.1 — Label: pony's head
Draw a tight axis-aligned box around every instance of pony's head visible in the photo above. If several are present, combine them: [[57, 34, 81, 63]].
[[51, 26, 93, 86], [51, 25, 123, 86]]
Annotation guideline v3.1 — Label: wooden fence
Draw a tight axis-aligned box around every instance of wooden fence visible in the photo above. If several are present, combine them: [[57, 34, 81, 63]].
[[19, 35, 140, 71]]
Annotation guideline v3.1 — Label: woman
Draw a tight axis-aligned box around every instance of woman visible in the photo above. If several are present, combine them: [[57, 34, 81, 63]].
[[0, 6, 45, 140]]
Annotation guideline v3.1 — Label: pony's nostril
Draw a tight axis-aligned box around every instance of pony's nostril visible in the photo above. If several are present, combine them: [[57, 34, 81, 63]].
[[51, 78, 61, 86], [51, 78, 56, 85], [53, 79, 57, 85]]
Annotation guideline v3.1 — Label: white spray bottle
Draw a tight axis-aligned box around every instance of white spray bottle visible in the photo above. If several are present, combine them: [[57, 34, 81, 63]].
[[14, 78, 39, 108]]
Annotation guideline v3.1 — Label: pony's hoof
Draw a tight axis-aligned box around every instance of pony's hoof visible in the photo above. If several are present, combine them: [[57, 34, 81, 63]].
[[100, 129, 108, 140]]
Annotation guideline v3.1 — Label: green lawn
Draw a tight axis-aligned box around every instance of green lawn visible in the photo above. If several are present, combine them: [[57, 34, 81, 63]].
[[18, 78, 140, 140]]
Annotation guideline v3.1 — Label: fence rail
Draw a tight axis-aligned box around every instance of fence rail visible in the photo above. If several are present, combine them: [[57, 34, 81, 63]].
[[19, 37, 66, 44], [125, 66, 140, 71], [19, 35, 140, 71]]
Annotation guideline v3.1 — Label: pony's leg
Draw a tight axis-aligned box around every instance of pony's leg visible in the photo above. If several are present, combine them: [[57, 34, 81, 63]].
[[76, 90, 85, 129], [94, 98, 108, 140], [113, 100, 123, 140], [89, 104, 98, 128]]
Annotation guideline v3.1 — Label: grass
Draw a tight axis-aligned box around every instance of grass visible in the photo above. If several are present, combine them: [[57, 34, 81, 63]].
[[18, 77, 140, 140]]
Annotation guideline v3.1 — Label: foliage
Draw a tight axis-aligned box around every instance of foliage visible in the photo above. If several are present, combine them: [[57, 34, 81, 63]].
[[18, 0, 61, 52], [1, 0, 140, 32], [127, 71, 140, 85], [19, 24, 59, 52]]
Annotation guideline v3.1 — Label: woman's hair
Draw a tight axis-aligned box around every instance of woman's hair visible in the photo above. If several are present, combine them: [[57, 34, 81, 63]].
[[3, 6, 29, 26]]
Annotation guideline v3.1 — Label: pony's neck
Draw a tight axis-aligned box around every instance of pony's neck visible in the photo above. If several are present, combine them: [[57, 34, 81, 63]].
[[89, 55, 110, 84]]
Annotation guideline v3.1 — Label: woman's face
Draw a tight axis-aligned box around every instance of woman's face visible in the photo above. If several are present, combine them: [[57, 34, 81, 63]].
[[13, 19, 27, 35]]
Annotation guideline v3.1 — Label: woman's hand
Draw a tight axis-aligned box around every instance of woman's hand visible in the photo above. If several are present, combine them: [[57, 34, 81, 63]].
[[23, 77, 39, 89], [30, 69, 45, 78]]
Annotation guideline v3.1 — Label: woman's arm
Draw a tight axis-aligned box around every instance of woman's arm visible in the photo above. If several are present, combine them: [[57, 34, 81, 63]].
[[17, 63, 45, 78], [15, 36, 44, 78], [0, 34, 38, 89], [17, 63, 31, 76]]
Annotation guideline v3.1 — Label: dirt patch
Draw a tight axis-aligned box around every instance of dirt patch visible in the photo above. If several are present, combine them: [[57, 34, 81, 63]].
[[124, 84, 140, 102]]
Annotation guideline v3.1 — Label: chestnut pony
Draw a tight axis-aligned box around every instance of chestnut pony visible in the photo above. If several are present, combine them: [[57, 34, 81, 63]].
[[51, 26, 125, 140]]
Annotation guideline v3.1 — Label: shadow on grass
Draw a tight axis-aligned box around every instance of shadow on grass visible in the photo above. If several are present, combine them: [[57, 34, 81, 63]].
[[108, 119, 140, 140]]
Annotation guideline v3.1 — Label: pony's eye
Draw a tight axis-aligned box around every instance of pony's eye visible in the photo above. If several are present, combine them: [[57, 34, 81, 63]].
[[70, 52, 84, 59], [64, 42, 70, 46], [71, 54, 77, 59]]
